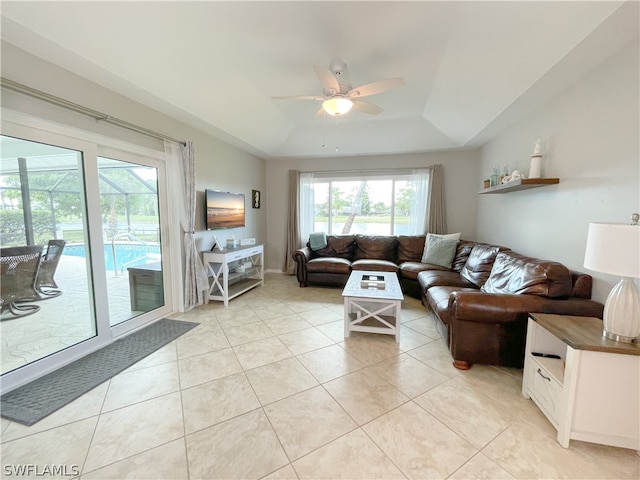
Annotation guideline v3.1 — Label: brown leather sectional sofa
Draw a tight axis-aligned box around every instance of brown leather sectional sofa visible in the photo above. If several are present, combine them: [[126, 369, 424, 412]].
[[292, 235, 604, 369]]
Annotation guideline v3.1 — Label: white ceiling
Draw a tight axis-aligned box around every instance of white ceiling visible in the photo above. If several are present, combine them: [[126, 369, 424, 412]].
[[1, 1, 637, 160]]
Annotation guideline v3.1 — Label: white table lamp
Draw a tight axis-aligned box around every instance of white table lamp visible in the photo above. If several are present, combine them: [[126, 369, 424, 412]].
[[584, 218, 640, 343]]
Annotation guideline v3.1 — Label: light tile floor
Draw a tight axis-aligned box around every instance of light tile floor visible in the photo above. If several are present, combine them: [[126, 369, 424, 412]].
[[1, 273, 638, 479]]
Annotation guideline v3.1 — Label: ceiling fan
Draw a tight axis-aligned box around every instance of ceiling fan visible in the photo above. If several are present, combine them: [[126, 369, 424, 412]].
[[271, 58, 405, 118]]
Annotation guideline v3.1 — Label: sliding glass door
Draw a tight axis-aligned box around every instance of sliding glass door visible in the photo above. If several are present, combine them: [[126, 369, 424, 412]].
[[0, 124, 173, 390], [97, 157, 165, 327], [0, 136, 97, 375]]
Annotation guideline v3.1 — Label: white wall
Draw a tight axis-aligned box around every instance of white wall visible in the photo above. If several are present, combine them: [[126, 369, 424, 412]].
[[477, 39, 639, 304], [1, 42, 267, 261], [265, 150, 481, 271]]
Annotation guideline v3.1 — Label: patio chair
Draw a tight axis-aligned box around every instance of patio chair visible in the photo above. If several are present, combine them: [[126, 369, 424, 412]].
[[1, 245, 44, 320], [36, 239, 66, 298]]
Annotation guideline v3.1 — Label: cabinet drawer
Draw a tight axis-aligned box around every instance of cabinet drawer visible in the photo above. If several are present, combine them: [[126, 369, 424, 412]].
[[226, 251, 245, 262], [527, 359, 563, 424], [134, 273, 162, 285]]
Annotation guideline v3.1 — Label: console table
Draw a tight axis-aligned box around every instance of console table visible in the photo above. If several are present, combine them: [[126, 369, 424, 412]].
[[202, 244, 263, 306], [522, 313, 639, 452]]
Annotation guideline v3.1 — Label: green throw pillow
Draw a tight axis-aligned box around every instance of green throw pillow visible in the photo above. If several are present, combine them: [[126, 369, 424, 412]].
[[422, 235, 459, 268], [421, 232, 461, 264]]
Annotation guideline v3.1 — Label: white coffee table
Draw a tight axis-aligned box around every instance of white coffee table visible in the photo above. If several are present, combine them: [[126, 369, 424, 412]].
[[342, 270, 404, 342]]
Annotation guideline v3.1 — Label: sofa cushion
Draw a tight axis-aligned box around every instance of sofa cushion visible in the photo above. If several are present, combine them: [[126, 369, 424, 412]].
[[422, 235, 459, 268], [570, 271, 593, 299], [418, 270, 478, 291], [451, 240, 475, 272], [396, 235, 426, 264], [311, 235, 355, 260], [351, 259, 399, 273], [460, 244, 502, 288], [421, 232, 461, 263], [307, 257, 351, 274], [354, 235, 397, 261], [399, 262, 449, 281], [481, 251, 573, 298]]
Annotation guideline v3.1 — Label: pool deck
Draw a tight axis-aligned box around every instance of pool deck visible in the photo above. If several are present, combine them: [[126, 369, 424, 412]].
[[1, 254, 160, 375]]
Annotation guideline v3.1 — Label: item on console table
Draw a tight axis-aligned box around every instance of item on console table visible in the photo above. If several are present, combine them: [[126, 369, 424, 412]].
[[226, 236, 237, 249], [361, 274, 385, 289]]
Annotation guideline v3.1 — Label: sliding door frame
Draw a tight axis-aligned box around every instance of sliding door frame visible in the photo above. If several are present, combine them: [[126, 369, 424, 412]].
[[1, 112, 178, 393]]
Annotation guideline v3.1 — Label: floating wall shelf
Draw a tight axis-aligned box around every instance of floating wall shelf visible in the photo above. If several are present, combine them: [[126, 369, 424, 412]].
[[479, 178, 560, 194]]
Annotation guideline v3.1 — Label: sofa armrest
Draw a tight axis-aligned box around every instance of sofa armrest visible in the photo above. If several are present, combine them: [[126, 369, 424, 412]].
[[292, 247, 313, 287], [293, 246, 312, 263], [450, 291, 604, 324]]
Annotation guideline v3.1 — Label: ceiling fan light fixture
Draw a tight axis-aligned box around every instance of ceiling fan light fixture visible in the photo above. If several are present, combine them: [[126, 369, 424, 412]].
[[322, 97, 353, 116]]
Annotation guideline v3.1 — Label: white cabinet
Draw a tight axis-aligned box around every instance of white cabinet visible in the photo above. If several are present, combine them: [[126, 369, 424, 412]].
[[202, 245, 263, 306], [523, 313, 640, 452]]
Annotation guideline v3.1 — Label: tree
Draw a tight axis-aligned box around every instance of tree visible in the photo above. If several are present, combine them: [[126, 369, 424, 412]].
[[395, 186, 414, 216], [360, 185, 372, 215], [331, 188, 348, 217], [341, 181, 367, 234], [372, 201, 390, 215]]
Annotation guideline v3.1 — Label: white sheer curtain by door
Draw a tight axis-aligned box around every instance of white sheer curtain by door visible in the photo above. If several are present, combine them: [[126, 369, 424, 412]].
[[299, 172, 316, 243], [165, 140, 209, 309], [408, 168, 430, 234]]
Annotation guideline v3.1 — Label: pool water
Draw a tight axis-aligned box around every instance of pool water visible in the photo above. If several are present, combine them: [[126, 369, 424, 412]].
[[64, 243, 161, 271]]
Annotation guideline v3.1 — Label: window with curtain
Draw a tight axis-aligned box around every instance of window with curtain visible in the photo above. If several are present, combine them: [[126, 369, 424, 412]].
[[299, 169, 430, 241]]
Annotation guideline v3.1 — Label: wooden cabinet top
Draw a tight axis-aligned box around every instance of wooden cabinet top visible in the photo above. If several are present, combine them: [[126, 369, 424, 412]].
[[530, 313, 640, 356]]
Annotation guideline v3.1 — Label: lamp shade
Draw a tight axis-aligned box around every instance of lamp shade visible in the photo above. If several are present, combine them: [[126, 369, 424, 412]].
[[322, 97, 353, 116], [584, 223, 640, 278]]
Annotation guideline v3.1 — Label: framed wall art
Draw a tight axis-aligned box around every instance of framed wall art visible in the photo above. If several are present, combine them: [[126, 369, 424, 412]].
[[252, 190, 261, 209]]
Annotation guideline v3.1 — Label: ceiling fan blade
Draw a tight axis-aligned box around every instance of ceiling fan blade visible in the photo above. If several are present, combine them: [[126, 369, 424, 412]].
[[347, 77, 405, 98], [313, 108, 326, 120], [314, 65, 340, 94], [271, 95, 323, 101], [352, 100, 383, 115]]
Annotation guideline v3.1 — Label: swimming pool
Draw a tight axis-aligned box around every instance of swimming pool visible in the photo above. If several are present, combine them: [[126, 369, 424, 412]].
[[64, 243, 161, 271]]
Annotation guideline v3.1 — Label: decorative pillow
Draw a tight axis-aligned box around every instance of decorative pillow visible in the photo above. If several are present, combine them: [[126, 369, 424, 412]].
[[422, 235, 459, 268], [421, 232, 461, 263]]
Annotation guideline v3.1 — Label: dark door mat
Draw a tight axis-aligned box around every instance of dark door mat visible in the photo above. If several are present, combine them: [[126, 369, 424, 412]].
[[1, 318, 199, 426]]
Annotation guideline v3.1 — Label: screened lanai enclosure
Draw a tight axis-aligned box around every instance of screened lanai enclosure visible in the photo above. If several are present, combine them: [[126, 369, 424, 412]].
[[0, 135, 167, 375]]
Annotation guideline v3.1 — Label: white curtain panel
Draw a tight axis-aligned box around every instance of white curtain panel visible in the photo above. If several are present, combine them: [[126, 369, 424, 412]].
[[165, 140, 209, 309], [409, 168, 430, 234], [299, 172, 316, 244]]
